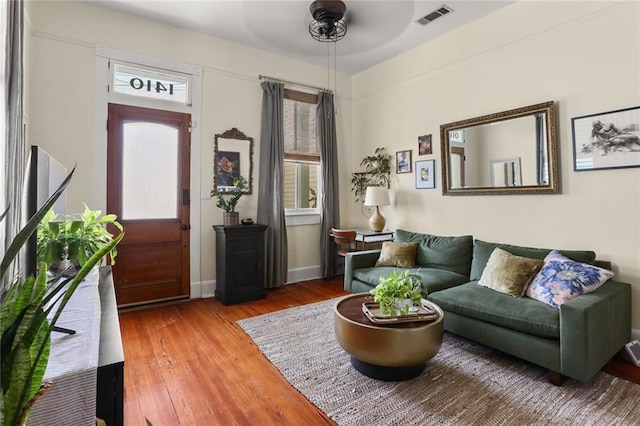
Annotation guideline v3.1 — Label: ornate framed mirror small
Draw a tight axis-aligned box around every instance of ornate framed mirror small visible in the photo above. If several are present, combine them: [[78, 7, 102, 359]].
[[440, 101, 559, 196], [214, 128, 254, 194]]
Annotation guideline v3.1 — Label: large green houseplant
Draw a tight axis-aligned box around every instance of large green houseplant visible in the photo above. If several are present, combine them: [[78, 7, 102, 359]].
[[0, 168, 124, 426], [36, 204, 123, 275], [351, 147, 392, 203], [370, 270, 423, 316]]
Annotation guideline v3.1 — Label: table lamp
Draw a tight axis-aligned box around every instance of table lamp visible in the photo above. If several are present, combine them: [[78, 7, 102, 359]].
[[364, 186, 390, 232]]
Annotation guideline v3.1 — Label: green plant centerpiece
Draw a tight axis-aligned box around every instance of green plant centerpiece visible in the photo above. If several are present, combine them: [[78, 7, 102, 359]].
[[1, 168, 124, 426], [210, 175, 248, 212], [37, 204, 123, 275], [351, 147, 392, 203], [370, 269, 423, 316]]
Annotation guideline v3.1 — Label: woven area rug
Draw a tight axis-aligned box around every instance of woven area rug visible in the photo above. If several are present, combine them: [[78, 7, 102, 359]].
[[237, 298, 640, 426]]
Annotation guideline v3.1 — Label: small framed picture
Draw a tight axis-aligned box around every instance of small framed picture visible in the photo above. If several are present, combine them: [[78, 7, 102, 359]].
[[572, 105, 640, 171], [418, 134, 432, 155], [396, 150, 412, 174], [415, 160, 435, 189]]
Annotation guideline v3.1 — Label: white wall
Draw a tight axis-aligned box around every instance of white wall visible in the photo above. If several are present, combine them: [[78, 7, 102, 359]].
[[351, 1, 640, 330], [24, 1, 352, 290]]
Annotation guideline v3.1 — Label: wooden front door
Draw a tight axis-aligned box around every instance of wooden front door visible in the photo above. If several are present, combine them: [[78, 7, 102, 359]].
[[107, 104, 191, 306]]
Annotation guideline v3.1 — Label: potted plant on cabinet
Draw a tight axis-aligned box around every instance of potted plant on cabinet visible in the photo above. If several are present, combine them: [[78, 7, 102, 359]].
[[210, 175, 248, 226], [370, 269, 423, 316]]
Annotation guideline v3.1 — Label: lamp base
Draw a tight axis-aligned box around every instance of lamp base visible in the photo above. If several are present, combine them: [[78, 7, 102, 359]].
[[369, 207, 386, 232]]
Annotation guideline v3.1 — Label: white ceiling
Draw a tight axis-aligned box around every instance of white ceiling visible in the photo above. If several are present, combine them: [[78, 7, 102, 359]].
[[87, 0, 515, 75]]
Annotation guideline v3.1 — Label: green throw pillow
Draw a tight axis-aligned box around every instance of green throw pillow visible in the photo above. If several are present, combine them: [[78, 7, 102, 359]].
[[477, 248, 544, 297]]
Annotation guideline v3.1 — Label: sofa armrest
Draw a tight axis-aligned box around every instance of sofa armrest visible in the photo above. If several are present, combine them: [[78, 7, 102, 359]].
[[343, 250, 381, 292], [560, 280, 631, 382]]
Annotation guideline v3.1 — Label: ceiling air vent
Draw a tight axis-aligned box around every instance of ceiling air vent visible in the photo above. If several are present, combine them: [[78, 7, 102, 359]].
[[416, 5, 453, 26]]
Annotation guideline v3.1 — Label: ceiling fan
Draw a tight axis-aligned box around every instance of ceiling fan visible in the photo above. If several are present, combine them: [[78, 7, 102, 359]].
[[308, 0, 348, 42]]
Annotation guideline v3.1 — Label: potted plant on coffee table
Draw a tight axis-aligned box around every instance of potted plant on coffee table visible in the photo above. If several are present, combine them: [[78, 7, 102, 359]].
[[370, 269, 423, 316], [210, 175, 248, 226]]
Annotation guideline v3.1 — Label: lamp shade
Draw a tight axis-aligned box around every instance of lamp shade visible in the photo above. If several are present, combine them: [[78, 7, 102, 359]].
[[364, 187, 390, 207]]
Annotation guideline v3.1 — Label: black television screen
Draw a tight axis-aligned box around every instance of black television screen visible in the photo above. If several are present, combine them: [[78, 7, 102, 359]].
[[24, 145, 67, 276]]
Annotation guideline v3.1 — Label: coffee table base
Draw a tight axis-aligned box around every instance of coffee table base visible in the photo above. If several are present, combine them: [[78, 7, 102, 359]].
[[350, 357, 425, 381]]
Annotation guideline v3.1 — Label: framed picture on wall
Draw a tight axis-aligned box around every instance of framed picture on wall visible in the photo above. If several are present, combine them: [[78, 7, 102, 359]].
[[396, 150, 412, 174], [418, 134, 432, 155], [572, 105, 640, 171], [415, 160, 435, 189]]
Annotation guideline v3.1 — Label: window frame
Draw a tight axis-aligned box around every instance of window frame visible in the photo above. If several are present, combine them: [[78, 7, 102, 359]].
[[283, 89, 321, 225]]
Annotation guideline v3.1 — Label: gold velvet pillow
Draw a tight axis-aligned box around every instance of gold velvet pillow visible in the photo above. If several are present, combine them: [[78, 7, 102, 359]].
[[478, 247, 544, 297], [375, 242, 418, 268]]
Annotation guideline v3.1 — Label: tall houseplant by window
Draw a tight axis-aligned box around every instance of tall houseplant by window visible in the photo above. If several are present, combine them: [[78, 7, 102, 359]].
[[210, 175, 248, 226], [0, 168, 124, 425], [350, 147, 392, 203]]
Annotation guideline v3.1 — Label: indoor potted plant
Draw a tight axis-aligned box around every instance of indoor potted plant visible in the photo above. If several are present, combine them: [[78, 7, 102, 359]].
[[210, 175, 248, 226], [370, 269, 423, 316], [351, 147, 392, 204], [37, 203, 123, 276]]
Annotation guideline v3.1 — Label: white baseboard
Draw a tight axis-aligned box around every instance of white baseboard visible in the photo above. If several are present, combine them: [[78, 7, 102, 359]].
[[191, 266, 323, 301], [286, 265, 322, 284], [191, 280, 215, 299]]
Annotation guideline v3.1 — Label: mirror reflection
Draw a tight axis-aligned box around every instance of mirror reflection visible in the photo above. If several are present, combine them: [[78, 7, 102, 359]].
[[214, 128, 254, 194], [441, 101, 558, 195]]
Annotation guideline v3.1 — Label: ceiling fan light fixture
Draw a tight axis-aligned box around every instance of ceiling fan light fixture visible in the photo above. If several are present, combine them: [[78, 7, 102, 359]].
[[309, 0, 347, 42]]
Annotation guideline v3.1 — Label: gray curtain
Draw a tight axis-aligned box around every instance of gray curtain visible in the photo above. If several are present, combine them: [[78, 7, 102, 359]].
[[3, 0, 25, 285], [318, 92, 339, 278], [257, 81, 288, 288]]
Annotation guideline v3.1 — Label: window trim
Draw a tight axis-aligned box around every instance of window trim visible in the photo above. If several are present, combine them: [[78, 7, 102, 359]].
[[283, 88, 322, 224]]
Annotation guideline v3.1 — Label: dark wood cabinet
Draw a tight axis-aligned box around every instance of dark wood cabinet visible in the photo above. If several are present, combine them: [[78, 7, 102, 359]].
[[213, 224, 267, 305]]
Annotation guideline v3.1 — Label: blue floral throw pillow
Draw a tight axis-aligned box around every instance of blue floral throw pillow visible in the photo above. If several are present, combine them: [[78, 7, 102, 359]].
[[526, 250, 614, 308]]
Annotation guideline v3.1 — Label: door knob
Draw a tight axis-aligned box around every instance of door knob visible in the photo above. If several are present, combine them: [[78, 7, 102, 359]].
[[181, 224, 190, 231]]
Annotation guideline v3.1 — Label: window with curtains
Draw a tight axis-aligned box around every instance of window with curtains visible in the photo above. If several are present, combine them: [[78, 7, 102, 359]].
[[283, 89, 321, 218]]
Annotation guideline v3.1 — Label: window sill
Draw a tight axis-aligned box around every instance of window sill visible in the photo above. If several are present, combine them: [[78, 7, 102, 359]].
[[285, 211, 321, 226]]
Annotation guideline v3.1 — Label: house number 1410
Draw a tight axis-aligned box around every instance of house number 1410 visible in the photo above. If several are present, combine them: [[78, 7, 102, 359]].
[[129, 78, 175, 95]]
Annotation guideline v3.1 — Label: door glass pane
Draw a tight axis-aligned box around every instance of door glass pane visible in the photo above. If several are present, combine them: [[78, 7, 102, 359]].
[[122, 122, 179, 219]]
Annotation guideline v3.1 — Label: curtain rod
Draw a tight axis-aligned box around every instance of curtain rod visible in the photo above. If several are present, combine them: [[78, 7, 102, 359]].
[[258, 75, 332, 94]]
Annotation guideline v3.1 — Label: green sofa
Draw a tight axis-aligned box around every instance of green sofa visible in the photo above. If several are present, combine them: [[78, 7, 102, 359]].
[[344, 229, 632, 383]]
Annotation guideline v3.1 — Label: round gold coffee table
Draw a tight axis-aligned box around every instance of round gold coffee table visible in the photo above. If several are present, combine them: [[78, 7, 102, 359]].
[[334, 293, 444, 381]]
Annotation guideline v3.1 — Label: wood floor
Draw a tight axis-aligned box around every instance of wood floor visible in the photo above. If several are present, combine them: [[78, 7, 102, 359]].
[[119, 276, 640, 425]]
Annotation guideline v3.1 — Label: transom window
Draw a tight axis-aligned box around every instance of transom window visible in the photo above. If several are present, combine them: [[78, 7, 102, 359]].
[[283, 89, 320, 212], [111, 62, 190, 105]]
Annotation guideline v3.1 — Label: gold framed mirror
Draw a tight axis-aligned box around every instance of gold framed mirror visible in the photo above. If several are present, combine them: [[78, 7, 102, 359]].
[[440, 101, 559, 196], [213, 127, 254, 194]]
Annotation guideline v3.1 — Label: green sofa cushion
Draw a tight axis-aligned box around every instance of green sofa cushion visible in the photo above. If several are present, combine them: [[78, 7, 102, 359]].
[[428, 282, 560, 339], [395, 229, 473, 276], [470, 239, 597, 281], [353, 266, 469, 295]]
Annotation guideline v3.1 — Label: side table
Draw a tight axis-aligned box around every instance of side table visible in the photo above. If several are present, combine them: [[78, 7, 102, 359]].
[[213, 224, 267, 305]]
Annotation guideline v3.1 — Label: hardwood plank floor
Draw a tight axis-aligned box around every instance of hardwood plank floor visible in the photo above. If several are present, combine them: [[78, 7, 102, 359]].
[[119, 276, 640, 425], [120, 276, 348, 426]]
